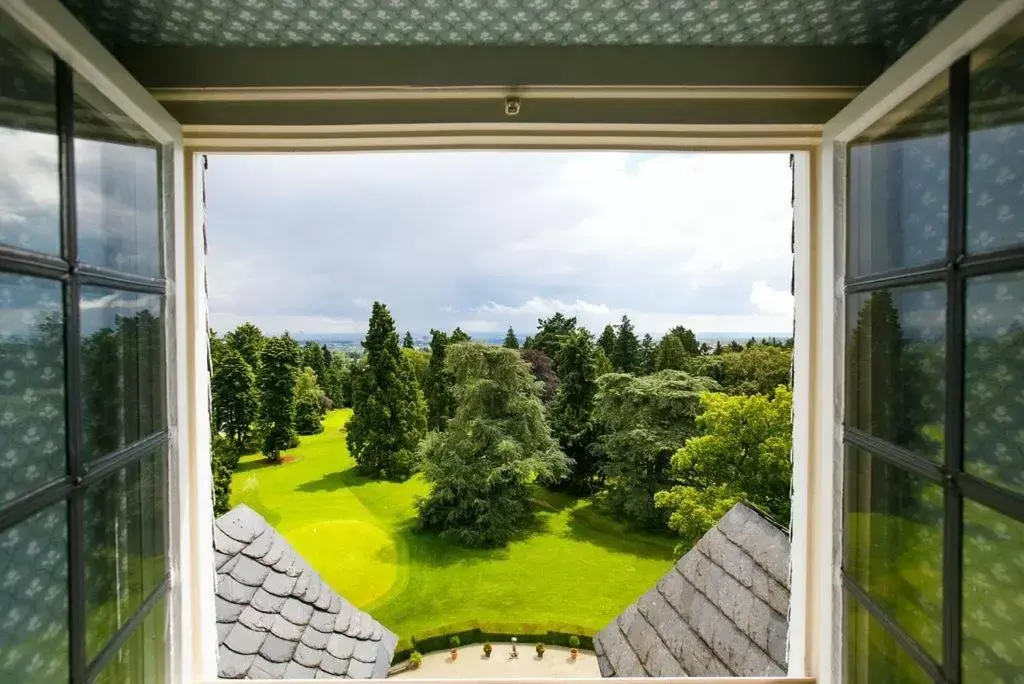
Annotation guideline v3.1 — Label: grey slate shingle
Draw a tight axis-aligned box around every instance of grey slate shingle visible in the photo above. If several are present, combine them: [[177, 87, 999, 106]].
[[214, 505, 397, 679], [595, 502, 790, 679]]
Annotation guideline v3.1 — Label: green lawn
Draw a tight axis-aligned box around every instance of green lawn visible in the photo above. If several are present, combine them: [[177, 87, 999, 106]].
[[230, 409, 676, 640]]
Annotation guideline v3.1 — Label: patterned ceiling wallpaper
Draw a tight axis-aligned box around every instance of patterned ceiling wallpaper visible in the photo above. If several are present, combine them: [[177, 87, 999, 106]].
[[61, 0, 960, 57]]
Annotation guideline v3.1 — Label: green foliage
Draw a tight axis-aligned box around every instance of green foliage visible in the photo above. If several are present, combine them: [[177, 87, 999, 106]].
[[503, 326, 520, 349], [322, 351, 349, 408], [450, 327, 471, 343], [666, 325, 700, 356], [611, 315, 639, 373], [568, 635, 581, 649], [597, 324, 616, 359], [302, 341, 328, 388], [402, 347, 430, 391], [530, 313, 577, 362], [347, 302, 427, 480], [417, 344, 569, 547], [294, 366, 326, 435], [638, 334, 656, 375], [536, 642, 545, 656], [212, 347, 259, 450], [257, 335, 300, 462], [409, 651, 423, 668], [520, 348, 558, 404], [594, 370, 719, 530], [211, 432, 236, 516], [449, 635, 461, 648], [655, 334, 687, 371], [226, 322, 265, 373], [403, 331, 415, 349], [209, 329, 227, 369], [593, 348, 614, 376], [395, 624, 596, 663], [719, 344, 792, 395], [423, 329, 457, 430], [483, 642, 492, 656], [656, 386, 793, 551], [550, 330, 600, 493]]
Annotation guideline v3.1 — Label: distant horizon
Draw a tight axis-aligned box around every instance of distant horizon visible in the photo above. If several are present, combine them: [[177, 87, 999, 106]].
[[290, 330, 793, 342]]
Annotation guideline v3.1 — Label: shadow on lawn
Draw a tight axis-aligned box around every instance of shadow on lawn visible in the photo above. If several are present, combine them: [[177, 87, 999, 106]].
[[295, 467, 371, 493], [393, 509, 553, 568], [564, 501, 675, 561]]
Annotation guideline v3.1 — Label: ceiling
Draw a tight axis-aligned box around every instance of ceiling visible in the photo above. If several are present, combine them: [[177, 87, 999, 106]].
[[61, 0, 960, 58]]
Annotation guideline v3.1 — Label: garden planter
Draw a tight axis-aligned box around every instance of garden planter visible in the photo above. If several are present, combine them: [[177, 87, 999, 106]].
[[450, 649, 458, 660], [570, 648, 579, 660]]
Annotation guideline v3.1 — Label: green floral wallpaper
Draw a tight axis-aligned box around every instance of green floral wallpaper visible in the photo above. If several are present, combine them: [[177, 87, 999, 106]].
[[61, 0, 959, 56]]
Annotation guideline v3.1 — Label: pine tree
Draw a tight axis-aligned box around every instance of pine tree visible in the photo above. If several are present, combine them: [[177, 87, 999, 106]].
[[550, 330, 600, 493], [302, 340, 328, 388], [403, 331, 415, 349], [417, 344, 569, 547], [212, 348, 259, 450], [226, 322, 265, 374], [611, 315, 639, 373], [424, 329, 455, 430], [346, 302, 427, 479], [639, 333, 656, 375], [598, 324, 616, 358], [656, 334, 687, 371], [666, 325, 700, 356], [257, 335, 299, 462], [450, 327, 471, 343], [503, 326, 520, 349], [531, 313, 577, 362]]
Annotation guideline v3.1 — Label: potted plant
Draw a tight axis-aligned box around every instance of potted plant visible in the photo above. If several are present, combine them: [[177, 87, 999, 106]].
[[449, 636, 461, 660], [410, 651, 423, 670], [483, 642, 493, 658], [535, 642, 545, 658], [568, 635, 580, 660]]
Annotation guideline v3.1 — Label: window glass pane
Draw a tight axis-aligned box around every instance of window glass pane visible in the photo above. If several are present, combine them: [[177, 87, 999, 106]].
[[0, 502, 68, 682], [964, 270, 1024, 494], [845, 592, 932, 684], [963, 500, 1024, 681], [74, 75, 161, 277], [844, 446, 943, 661], [80, 286, 164, 460], [0, 274, 65, 501], [0, 20, 59, 255], [84, 449, 167, 660], [846, 285, 946, 462], [94, 597, 166, 684], [848, 73, 949, 278], [968, 18, 1024, 253]]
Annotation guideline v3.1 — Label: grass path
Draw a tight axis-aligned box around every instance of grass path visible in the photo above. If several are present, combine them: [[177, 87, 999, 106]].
[[230, 409, 676, 640]]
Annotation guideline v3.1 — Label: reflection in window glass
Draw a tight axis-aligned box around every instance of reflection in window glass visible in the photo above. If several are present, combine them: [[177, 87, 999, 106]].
[[963, 500, 1024, 681], [848, 73, 949, 278], [84, 450, 166, 661], [80, 286, 165, 460], [74, 75, 161, 277], [968, 23, 1024, 253], [846, 286, 946, 462], [845, 592, 932, 684], [0, 274, 65, 502], [844, 446, 943, 662], [0, 503, 68, 682], [0, 21, 60, 254], [964, 270, 1024, 495], [94, 597, 166, 684]]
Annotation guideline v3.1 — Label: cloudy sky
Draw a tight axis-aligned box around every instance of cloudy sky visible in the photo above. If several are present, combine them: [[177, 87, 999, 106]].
[[205, 151, 794, 338]]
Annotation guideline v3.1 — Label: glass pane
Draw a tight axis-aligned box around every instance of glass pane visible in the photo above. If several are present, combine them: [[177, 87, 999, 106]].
[[844, 446, 943, 661], [845, 592, 932, 684], [964, 270, 1024, 494], [0, 19, 59, 254], [968, 18, 1024, 253], [94, 597, 166, 684], [848, 73, 949, 277], [74, 74, 161, 277], [846, 285, 946, 462], [0, 503, 68, 682], [84, 449, 167, 660], [963, 500, 1024, 681], [0, 274, 65, 502], [80, 286, 165, 460]]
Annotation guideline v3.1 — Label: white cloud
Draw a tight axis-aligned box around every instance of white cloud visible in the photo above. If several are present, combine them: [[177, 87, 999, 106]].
[[478, 297, 612, 317], [750, 281, 794, 318]]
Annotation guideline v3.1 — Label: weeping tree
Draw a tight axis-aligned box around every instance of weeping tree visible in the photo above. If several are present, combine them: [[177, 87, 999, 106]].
[[417, 343, 569, 547]]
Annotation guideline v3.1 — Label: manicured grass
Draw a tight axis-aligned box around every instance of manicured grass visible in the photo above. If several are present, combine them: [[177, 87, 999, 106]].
[[230, 409, 677, 640]]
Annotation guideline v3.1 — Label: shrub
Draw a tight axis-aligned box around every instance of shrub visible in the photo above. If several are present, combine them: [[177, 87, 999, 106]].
[[568, 635, 580, 649], [535, 642, 545, 657], [449, 636, 461, 649], [410, 651, 423, 669], [483, 642, 492, 657]]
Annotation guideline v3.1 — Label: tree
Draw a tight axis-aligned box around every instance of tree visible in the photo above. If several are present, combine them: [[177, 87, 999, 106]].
[[294, 366, 325, 435], [639, 333, 656, 375], [719, 345, 792, 395], [403, 331, 415, 349], [402, 347, 430, 391], [503, 326, 520, 349], [520, 348, 558, 403], [594, 348, 614, 376], [611, 315, 639, 373], [302, 341, 328, 388], [211, 433, 236, 516], [450, 327, 471, 343], [531, 313, 577, 362], [257, 335, 300, 462], [423, 330, 456, 430], [597, 324, 616, 358], [346, 302, 427, 479], [212, 348, 259, 450], [593, 370, 720, 530], [656, 334, 687, 371], [322, 351, 349, 408], [226, 322, 264, 373], [656, 386, 793, 552], [550, 330, 600, 493], [417, 343, 569, 547], [666, 325, 700, 356]]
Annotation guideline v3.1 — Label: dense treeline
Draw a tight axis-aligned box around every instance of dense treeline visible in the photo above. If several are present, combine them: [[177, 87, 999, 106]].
[[209, 306, 794, 551]]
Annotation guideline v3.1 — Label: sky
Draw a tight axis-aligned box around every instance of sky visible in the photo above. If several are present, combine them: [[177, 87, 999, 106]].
[[205, 151, 795, 338]]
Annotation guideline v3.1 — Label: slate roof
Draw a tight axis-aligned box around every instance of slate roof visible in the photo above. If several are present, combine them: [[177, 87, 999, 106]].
[[214, 505, 398, 679], [594, 502, 790, 678]]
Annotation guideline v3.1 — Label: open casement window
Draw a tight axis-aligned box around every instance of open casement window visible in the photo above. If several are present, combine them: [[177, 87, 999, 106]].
[[840, 12, 1024, 684], [0, 9, 182, 684]]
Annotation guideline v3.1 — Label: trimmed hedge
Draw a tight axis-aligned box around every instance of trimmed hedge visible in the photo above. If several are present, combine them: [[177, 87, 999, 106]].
[[392, 620, 595, 663]]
